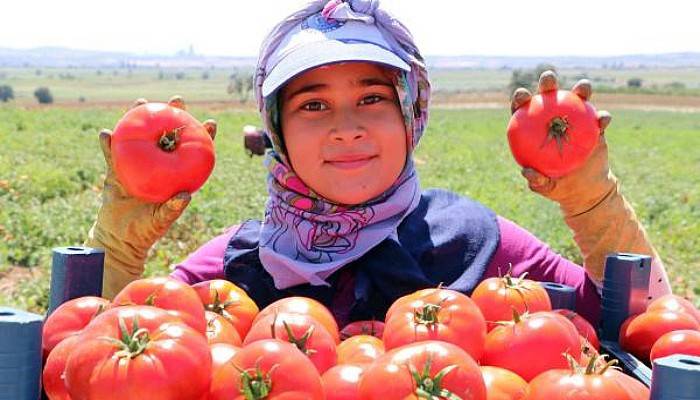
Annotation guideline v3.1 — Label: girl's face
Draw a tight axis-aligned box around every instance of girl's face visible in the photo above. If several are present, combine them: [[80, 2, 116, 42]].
[[280, 61, 408, 205]]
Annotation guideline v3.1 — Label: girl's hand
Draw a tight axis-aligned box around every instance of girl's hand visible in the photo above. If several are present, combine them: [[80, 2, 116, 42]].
[[511, 72, 614, 215], [85, 96, 217, 298]]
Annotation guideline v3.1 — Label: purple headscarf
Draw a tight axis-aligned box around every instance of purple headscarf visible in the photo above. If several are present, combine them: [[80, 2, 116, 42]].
[[254, 0, 431, 289]]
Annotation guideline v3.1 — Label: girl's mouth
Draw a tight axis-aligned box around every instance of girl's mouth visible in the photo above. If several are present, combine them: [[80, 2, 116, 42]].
[[325, 155, 377, 170]]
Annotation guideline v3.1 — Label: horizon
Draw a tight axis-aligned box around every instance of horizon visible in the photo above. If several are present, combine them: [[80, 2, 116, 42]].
[[4, 45, 700, 60], [3, 1, 700, 58]]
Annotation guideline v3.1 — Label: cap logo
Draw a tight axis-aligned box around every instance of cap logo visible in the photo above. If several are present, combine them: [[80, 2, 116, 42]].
[[301, 12, 346, 33]]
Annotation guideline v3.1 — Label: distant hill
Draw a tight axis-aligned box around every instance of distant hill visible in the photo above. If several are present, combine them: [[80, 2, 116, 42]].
[[2, 46, 700, 69]]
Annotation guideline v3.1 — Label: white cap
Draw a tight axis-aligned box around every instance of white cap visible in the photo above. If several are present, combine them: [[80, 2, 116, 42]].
[[261, 11, 410, 97]]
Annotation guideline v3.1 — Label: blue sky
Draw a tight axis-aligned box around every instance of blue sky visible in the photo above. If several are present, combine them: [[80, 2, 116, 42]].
[[3, 0, 700, 57]]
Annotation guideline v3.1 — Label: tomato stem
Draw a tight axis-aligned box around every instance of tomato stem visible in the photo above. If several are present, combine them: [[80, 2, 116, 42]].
[[158, 125, 186, 152], [414, 302, 443, 325], [101, 315, 151, 360], [239, 364, 274, 400], [545, 116, 570, 154], [409, 356, 463, 400]]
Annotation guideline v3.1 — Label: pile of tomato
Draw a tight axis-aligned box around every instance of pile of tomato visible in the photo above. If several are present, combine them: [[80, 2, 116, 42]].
[[41, 273, 700, 399]]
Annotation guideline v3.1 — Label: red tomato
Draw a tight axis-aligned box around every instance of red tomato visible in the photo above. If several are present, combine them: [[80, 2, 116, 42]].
[[254, 296, 340, 344], [340, 320, 385, 340], [193, 279, 259, 339], [111, 102, 215, 203], [608, 370, 651, 400], [619, 311, 700, 361], [383, 288, 487, 361], [205, 310, 242, 346], [206, 343, 241, 400], [43, 335, 81, 400], [554, 309, 600, 350], [244, 311, 337, 373], [358, 341, 487, 400], [481, 366, 527, 400], [42, 296, 110, 359], [524, 368, 641, 400], [647, 294, 700, 324], [472, 274, 552, 331], [64, 306, 211, 400], [650, 329, 700, 361], [482, 311, 581, 382], [112, 276, 207, 335], [230, 339, 325, 400], [322, 364, 368, 400], [507, 89, 600, 178], [337, 335, 385, 365]]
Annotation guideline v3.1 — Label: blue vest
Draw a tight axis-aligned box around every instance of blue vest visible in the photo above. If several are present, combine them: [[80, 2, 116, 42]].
[[223, 189, 500, 322]]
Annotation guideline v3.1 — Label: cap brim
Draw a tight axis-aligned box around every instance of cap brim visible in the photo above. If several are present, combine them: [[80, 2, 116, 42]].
[[262, 41, 411, 97]]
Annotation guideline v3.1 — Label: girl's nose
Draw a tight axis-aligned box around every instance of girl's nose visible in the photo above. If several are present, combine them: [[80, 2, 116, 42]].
[[329, 109, 367, 142]]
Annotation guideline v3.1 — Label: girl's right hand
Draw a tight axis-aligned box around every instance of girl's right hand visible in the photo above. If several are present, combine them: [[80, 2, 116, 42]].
[[85, 96, 217, 298]]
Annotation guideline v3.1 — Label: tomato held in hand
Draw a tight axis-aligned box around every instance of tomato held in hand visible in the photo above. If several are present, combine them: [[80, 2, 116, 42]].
[[471, 273, 552, 331], [111, 102, 215, 203], [507, 89, 600, 178]]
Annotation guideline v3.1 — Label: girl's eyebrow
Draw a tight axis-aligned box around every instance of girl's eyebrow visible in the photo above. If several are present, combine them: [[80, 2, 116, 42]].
[[284, 77, 393, 102], [284, 83, 328, 101]]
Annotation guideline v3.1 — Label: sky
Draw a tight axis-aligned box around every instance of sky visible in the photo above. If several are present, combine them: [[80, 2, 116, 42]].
[[2, 0, 700, 57]]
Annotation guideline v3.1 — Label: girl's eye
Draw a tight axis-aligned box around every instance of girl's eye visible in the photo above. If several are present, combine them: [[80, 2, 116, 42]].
[[301, 101, 327, 111], [360, 95, 383, 105]]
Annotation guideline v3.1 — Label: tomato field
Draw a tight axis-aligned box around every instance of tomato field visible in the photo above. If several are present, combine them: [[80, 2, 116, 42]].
[[1, 68, 700, 315]]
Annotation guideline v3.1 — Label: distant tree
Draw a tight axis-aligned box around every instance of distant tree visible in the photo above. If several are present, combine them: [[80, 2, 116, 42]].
[[35, 69, 42, 76], [34, 87, 53, 104], [665, 81, 686, 91], [508, 69, 535, 93], [175, 72, 186, 80], [508, 63, 558, 93], [227, 71, 253, 103], [0, 85, 14, 102], [202, 71, 210, 80], [627, 78, 643, 88], [158, 70, 165, 80]]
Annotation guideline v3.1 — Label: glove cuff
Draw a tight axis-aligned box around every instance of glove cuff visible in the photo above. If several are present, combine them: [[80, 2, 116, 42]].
[[561, 181, 665, 289], [84, 222, 147, 299]]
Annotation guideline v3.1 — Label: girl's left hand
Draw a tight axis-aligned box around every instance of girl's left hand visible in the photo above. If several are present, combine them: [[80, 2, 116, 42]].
[[511, 72, 615, 215]]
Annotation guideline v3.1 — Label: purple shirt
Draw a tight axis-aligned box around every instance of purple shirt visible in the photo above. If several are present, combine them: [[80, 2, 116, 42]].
[[171, 215, 601, 324]]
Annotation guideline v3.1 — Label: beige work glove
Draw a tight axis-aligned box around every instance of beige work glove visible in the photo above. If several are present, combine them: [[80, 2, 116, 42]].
[[512, 71, 671, 299], [84, 96, 218, 299]]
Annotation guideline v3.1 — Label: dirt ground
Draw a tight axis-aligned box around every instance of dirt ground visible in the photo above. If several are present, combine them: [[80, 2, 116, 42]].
[[430, 92, 700, 113]]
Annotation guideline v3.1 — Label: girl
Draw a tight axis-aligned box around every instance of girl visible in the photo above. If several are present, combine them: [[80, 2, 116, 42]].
[[86, 0, 671, 327]]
